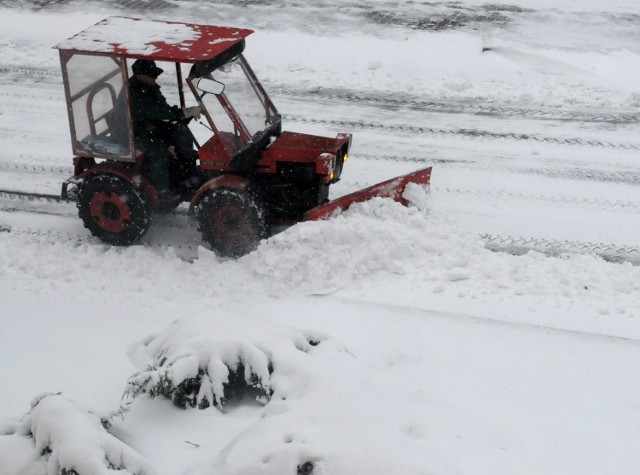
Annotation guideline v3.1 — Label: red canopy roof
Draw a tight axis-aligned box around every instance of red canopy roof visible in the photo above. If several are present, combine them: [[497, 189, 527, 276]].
[[53, 17, 253, 63]]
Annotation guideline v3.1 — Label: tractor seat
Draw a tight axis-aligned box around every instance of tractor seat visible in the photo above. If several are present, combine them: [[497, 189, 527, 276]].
[[80, 134, 129, 156]]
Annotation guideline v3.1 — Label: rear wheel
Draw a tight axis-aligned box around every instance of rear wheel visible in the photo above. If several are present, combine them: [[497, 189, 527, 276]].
[[78, 174, 150, 245], [195, 188, 266, 258]]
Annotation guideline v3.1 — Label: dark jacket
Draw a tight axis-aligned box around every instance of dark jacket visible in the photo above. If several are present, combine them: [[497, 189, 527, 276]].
[[128, 76, 185, 139]]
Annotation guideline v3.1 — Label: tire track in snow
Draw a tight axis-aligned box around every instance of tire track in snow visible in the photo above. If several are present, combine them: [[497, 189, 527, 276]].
[[0, 90, 62, 102], [0, 65, 60, 84], [482, 234, 640, 266], [275, 89, 640, 124], [356, 153, 640, 186], [0, 161, 70, 177], [0, 226, 200, 261], [286, 115, 640, 151], [438, 187, 640, 213], [0, 91, 63, 115]]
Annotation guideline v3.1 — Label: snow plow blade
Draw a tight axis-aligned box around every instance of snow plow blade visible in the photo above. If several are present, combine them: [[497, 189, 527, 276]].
[[303, 167, 432, 221]]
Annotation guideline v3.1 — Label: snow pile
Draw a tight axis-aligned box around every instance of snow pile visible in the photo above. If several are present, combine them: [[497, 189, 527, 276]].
[[238, 187, 640, 309], [0, 393, 153, 475], [125, 313, 452, 475], [403, 181, 432, 211], [126, 313, 331, 410], [239, 190, 453, 294]]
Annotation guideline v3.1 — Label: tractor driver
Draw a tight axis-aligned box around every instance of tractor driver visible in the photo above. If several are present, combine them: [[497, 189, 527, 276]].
[[127, 59, 203, 198]]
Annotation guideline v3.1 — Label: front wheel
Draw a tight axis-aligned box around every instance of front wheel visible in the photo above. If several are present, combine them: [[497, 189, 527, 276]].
[[78, 174, 150, 245], [195, 188, 267, 258]]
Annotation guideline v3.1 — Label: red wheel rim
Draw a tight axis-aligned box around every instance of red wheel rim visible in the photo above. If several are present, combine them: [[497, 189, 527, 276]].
[[89, 191, 132, 233], [207, 203, 254, 252]]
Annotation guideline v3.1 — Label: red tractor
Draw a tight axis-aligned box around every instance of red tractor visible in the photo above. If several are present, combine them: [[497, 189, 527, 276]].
[[54, 17, 431, 257]]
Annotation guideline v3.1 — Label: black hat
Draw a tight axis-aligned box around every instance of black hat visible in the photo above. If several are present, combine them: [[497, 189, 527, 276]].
[[132, 59, 164, 78]]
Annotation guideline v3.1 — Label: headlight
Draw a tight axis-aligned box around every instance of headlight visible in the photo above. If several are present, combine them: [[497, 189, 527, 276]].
[[333, 149, 346, 183]]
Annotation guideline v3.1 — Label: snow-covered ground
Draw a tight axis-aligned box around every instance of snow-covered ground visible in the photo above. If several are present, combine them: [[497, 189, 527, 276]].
[[1, 1, 640, 474]]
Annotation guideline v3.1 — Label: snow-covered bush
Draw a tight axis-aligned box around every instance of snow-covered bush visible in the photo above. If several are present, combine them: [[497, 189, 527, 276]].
[[125, 313, 332, 410], [0, 393, 154, 475]]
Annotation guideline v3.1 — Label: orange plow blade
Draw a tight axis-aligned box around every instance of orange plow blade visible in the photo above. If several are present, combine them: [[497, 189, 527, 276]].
[[304, 167, 432, 222]]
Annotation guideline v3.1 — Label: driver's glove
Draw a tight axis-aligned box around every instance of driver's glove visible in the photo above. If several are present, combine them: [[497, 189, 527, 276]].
[[183, 105, 202, 120]]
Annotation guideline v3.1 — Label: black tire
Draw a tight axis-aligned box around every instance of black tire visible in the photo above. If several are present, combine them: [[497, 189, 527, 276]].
[[195, 188, 267, 258], [78, 174, 150, 245]]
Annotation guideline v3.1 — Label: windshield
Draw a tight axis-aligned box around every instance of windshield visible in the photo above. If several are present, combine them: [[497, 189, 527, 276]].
[[195, 54, 279, 159], [211, 55, 277, 138]]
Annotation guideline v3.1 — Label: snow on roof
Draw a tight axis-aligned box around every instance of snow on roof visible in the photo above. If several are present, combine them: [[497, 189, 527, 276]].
[[53, 16, 253, 62]]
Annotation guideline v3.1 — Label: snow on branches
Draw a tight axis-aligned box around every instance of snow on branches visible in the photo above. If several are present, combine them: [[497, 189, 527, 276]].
[[0, 393, 154, 475], [124, 312, 334, 410]]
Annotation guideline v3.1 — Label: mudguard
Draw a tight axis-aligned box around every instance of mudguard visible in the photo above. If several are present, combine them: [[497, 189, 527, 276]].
[[188, 174, 250, 214], [77, 167, 160, 208]]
